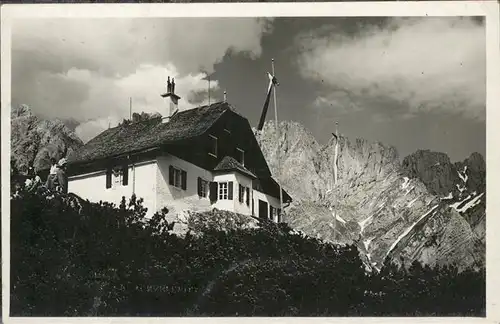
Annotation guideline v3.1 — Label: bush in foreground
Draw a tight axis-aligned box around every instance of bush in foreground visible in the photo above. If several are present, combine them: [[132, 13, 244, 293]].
[[10, 188, 485, 316]]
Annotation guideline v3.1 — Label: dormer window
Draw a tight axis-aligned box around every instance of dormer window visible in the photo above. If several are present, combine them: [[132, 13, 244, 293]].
[[236, 148, 245, 165], [209, 135, 218, 157]]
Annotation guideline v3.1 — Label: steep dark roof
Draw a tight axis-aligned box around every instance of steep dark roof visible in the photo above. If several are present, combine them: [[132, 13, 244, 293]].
[[214, 156, 257, 179], [69, 102, 232, 165]]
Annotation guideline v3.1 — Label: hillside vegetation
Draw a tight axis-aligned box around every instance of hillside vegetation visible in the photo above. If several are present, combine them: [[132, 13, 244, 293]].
[[11, 184, 484, 316]]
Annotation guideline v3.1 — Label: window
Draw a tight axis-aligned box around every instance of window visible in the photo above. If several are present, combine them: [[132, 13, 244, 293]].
[[198, 177, 209, 198], [113, 168, 123, 185], [218, 181, 233, 200], [174, 169, 182, 187], [236, 148, 245, 165], [169, 165, 187, 190], [270, 206, 281, 222], [106, 164, 128, 188], [219, 182, 228, 200], [238, 185, 251, 206], [238, 184, 245, 203], [209, 135, 218, 157]]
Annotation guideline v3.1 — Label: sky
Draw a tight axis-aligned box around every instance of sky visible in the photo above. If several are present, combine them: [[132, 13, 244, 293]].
[[11, 16, 485, 162]]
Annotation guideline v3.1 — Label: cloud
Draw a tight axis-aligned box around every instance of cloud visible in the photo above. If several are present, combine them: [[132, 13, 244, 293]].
[[295, 17, 486, 121], [70, 64, 221, 142], [12, 17, 273, 141]]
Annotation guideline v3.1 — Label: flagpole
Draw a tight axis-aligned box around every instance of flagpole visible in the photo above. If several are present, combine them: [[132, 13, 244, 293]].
[[129, 97, 132, 120], [334, 121, 339, 185], [271, 58, 284, 220], [333, 122, 339, 242], [208, 75, 211, 106]]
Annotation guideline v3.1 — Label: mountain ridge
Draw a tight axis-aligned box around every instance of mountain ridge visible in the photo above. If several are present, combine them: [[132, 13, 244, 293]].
[[11, 104, 84, 173], [255, 120, 485, 270], [10, 107, 485, 270]]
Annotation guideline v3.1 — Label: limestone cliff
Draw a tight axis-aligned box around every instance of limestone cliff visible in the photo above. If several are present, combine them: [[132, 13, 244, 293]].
[[255, 120, 485, 270], [402, 150, 486, 244], [11, 104, 84, 173]]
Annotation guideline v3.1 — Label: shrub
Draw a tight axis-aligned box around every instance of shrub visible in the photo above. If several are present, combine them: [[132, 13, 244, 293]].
[[10, 188, 485, 316]]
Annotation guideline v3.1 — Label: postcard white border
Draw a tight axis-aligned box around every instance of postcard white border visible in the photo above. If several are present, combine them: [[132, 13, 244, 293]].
[[2, 2, 499, 324]]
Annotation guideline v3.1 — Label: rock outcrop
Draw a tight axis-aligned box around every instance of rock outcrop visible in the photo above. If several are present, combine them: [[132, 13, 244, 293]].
[[402, 149, 486, 244], [11, 104, 84, 173], [255, 120, 485, 270]]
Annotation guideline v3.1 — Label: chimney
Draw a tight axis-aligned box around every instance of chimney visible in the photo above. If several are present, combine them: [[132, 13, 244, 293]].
[[160, 75, 181, 123]]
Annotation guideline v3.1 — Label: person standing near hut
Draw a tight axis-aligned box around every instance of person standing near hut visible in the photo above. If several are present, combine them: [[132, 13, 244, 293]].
[[25, 167, 35, 188], [46, 157, 58, 190], [46, 158, 68, 194], [49, 157, 57, 175], [55, 158, 69, 194]]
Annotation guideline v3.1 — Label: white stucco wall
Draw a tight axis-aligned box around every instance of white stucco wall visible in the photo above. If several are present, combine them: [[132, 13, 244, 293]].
[[156, 154, 213, 223], [212, 173, 237, 212], [69, 153, 282, 224], [233, 173, 253, 216], [68, 160, 158, 217], [253, 189, 281, 221]]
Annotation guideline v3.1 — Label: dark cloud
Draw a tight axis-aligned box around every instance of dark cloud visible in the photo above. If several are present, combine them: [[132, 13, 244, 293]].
[[12, 17, 272, 141], [295, 17, 486, 121]]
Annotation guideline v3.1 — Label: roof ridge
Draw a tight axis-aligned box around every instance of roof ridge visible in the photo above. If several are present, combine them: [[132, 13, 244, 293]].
[[214, 155, 256, 178]]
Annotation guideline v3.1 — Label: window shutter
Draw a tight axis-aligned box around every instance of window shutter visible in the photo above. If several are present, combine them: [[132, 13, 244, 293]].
[[209, 182, 218, 203], [228, 181, 233, 200], [122, 164, 129, 186], [169, 166, 174, 185], [106, 168, 112, 188], [181, 170, 187, 190], [270, 205, 274, 220], [197, 177, 202, 196], [246, 187, 250, 206], [238, 184, 242, 203]]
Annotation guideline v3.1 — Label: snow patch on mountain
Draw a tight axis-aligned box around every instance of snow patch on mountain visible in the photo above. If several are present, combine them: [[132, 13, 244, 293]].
[[458, 167, 469, 183], [363, 237, 374, 250], [358, 215, 373, 233], [456, 183, 466, 194], [440, 192, 453, 200], [401, 177, 410, 190], [405, 186, 415, 196], [329, 207, 346, 224], [385, 204, 440, 258], [334, 213, 346, 224], [407, 198, 418, 208], [451, 192, 484, 213]]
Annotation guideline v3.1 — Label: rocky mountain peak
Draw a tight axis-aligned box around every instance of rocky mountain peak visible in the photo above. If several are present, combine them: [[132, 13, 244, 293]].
[[11, 104, 34, 118], [256, 120, 485, 271], [402, 149, 485, 199], [321, 134, 400, 187], [11, 104, 84, 173], [401, 149, 457, 196], [255, 120, 401, 202], [255, 120, 324, 202]]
